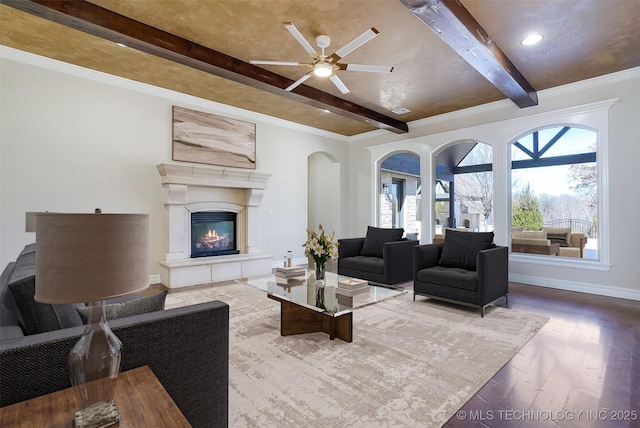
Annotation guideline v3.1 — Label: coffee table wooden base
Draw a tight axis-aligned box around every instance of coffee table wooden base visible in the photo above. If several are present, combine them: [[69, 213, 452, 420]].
[[268, 294, 353, 342]]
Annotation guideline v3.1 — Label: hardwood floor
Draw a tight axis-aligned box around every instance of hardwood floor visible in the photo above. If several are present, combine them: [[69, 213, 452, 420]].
[[444, 282, 639, 428]]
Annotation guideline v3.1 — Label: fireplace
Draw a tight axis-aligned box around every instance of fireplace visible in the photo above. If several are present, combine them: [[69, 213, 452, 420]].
[[158, 163, 272, 288], [191, 212, 240, 258]]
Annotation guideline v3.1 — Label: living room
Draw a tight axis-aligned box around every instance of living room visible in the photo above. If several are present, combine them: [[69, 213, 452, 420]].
[[2, 47, 638, 302], [1, 1, 639, 427]]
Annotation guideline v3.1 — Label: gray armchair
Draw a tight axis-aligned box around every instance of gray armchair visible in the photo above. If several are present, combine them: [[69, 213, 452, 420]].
[[338, 227, 418, 285], [413, 230, 508, 316]]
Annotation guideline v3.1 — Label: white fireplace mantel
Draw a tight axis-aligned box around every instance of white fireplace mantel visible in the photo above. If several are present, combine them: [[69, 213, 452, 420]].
[[157, 163, 272, 288], [157, 163, 271, 190]]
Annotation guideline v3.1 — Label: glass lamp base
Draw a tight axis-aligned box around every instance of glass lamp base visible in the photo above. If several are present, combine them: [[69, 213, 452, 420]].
[[74, 400, 120, 428]]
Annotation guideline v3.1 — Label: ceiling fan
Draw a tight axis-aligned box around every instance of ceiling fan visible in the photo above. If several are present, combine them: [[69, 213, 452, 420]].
[[250, 22, 393, 95]]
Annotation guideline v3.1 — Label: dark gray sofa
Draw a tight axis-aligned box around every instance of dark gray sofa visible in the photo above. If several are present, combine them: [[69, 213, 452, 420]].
[[1, 244, 229, 428], [413, 230, 508, 317], [338, 227, 418, 285]]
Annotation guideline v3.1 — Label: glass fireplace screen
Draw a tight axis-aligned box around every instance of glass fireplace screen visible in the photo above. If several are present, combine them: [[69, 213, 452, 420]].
[[191, 211, 239, 257]]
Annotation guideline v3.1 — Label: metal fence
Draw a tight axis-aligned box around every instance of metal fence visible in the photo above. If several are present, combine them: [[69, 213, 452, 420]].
[[544, 219, 597, 239]]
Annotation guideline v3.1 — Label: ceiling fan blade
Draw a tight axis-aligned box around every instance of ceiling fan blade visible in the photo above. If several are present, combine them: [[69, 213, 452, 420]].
[[285, 72, 313, 92], [250, 60, 304, 67], [340, 64, 394, 73], [329, 75, 350, 94], [283, 22, 317, 57], [331, 28, 379, 61]]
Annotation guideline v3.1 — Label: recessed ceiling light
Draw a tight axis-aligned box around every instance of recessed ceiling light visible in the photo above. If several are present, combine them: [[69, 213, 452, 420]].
[[115, 42, 128, 48], [392, 107, 411, 115], [322, 109, 330, 113], [521, 34, 543, 46]]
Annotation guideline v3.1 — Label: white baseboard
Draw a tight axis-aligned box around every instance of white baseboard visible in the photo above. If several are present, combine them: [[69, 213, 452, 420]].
[[149, 274, 161, 285], [509, 273, 640, 301]]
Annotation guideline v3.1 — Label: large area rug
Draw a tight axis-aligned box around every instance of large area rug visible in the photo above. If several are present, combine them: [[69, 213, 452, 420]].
[[166, 281, 548, 427]]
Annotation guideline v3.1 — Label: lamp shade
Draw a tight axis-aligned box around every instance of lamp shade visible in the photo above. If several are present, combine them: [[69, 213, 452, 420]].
[[25, 212, 37, 232], [35, 213, 149, 304]]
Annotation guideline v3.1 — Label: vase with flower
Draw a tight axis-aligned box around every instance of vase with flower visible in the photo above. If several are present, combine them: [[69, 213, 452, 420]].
[[303, 224, 339, 286]]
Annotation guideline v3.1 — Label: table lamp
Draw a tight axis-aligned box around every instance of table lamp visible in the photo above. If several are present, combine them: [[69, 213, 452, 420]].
[[35, 212, 149, 428]]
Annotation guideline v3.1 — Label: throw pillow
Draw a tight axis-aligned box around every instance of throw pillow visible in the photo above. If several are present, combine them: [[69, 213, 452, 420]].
[[543, 227, 571, 247], [76, 291, 167, 324], [8, 276, 83, 335], [360, 226, 404, 258], [438, 230, 495, 271]]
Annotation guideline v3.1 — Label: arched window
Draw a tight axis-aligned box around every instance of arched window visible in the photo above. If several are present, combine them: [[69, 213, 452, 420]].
[[510, 126, 597, 260]]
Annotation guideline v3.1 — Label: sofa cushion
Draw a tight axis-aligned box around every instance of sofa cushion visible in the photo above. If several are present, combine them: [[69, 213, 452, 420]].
[[76, 291, 167, 323], [543, 227, 571, 247], [0, 325, 25, 339], [438, 230, 494, 271], [416, 266, 479, 291], [360, 226, 404, 258], [8, 276, 83, 335]]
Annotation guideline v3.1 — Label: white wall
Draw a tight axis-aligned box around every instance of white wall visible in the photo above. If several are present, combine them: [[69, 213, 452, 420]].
[[348, 68, 640, 301], [0, 49, 348, 279]]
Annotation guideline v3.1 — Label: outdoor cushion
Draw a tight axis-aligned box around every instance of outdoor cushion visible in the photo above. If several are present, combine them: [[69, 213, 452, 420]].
[[543, 227, 571, 247], [438, 230, 494, 271], [360, 226, 404, 258]]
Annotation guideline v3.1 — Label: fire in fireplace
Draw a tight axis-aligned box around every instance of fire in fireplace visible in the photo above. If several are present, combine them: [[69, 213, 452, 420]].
[[191, 211, 239, 258]]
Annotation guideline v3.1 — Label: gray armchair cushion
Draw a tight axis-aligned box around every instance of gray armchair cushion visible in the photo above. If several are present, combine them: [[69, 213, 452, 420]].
[[340, 256, 385, 275], [76, 291, 167, 323], [416, 266, 478, 291], [360, 226, 404, 258], [438, 230, 494, 271]]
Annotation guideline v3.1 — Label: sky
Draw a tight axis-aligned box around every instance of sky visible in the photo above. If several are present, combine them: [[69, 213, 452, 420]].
[[510, 127, 595, 197]]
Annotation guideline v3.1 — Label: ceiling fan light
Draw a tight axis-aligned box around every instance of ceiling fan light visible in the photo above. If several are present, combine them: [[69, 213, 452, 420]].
[[314, 63, 333, 77], [521, 34, 543, 46]]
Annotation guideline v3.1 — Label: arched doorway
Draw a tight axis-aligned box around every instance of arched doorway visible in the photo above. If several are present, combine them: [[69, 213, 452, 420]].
[[434, 140, 494, 237], [378, 152, 421, 240], [308, 151, 340, 236]]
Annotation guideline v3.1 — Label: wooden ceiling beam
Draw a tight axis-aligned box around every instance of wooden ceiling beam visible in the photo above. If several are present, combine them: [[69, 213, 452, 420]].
[[400, 0, 538, 108], [2, 0, 408, 134]]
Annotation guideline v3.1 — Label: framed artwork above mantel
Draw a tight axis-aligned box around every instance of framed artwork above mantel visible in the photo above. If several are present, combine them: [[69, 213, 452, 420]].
[[172, 106, 256, 169]]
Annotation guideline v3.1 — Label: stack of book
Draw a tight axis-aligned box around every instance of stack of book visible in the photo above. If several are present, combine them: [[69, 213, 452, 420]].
[[336, 278, 369, 296], [275, 265, 305, 278], [275, 266, 305, 288], [275, 275, 304, 287]]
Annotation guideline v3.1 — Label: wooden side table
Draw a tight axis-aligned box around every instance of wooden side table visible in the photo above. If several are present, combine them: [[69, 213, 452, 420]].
[[0, 365, 191, 427]]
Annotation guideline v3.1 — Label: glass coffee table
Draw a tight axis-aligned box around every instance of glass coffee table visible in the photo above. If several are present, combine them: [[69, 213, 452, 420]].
[[245, 270, 403, 343]]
